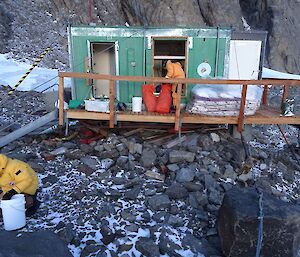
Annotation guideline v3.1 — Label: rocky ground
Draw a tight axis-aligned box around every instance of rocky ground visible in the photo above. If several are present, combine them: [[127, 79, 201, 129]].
[[0, 85, 47, 135], [0, 89, 299, 257]]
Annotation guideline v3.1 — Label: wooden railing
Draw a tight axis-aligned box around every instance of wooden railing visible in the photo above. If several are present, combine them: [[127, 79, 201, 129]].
[[58, 72, 300, 131]]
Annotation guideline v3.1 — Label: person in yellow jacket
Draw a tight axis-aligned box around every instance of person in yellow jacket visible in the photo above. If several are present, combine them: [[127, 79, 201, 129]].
[[0, 154, 39, 216], [164, 60, 185, 106]]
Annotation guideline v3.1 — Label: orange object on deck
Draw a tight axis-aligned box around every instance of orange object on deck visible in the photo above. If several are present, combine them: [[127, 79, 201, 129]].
[[142, 84, 157, 112], [156, 84, 172, 114]]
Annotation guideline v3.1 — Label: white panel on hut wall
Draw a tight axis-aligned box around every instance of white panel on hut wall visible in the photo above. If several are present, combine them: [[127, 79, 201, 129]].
[[229, 40, 262, 79]]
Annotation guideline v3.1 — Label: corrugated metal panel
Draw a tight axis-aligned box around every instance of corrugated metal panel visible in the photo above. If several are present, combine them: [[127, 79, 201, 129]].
[[118, 37, 144, 103], [187, 37, 228, 99]]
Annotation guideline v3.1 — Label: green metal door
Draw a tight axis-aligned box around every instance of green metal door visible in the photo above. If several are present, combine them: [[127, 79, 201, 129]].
[[187, 37, 228, 99], [118, 37, 144, 103]]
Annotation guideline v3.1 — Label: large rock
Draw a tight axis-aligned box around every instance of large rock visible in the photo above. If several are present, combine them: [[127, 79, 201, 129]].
[[80, 156, 101, 170], [218, 187, 300, 257], [141, 149, 157, 168], [176, 168, 195, 183], [0, 230, 72, 257], [136, 237, 160, 257], [165, 182, 189, 199], [148, 194, 171, 211], [159, 228, 182, 257]]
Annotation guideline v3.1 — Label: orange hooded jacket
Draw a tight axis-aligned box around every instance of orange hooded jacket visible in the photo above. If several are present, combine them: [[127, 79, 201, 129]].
[[165, 60, 185, 79]]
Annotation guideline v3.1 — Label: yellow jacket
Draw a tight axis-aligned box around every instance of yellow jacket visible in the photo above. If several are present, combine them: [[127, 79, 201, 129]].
[[0, 155, 38, 195], [165, 60, 185, 79]]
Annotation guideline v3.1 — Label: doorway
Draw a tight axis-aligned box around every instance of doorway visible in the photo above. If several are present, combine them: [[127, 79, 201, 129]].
[[91, 43, 116, 98], [152, 38, 188, 96]]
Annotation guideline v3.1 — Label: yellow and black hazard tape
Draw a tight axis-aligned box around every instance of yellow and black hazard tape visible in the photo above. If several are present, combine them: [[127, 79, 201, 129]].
[[8, 47, 51, 95]]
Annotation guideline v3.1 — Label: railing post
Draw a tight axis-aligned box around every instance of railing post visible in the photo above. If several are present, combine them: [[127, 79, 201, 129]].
[[282, 85, 289, 105], [238, 84, 248, 133], [174, 83, 182, 131], [262, 84, 268, 105], [109, 80, 115, 128], [59, 76, 64, 126]]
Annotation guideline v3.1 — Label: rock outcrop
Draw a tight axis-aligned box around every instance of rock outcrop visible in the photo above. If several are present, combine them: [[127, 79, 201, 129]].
[[0, 0, 300, 73], [218, 187, 300, 257], [0, 230, 72, 257]]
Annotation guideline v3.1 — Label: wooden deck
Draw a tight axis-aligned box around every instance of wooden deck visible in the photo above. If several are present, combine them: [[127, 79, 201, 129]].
[[59, 72, 300, 131], [67, 106, 300, 125]]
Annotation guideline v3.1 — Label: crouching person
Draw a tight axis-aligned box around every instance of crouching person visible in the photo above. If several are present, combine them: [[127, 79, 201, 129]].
[[0, 154, 39, 217]]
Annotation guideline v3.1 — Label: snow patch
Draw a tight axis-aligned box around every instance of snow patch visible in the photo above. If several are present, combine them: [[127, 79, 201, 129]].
[[0, 54, 71, 92]]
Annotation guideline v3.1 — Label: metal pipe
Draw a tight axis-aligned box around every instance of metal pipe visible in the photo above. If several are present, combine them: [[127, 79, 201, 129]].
[[215, 26, 219, 77]]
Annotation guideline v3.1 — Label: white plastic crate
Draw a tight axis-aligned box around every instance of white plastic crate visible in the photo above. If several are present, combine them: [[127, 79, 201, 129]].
[[84, 99, 109, 112]]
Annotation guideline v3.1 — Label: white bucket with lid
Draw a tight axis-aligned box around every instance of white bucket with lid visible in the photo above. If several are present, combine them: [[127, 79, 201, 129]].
[[132, 97, 142, 112], [1, 194, 26, 231]]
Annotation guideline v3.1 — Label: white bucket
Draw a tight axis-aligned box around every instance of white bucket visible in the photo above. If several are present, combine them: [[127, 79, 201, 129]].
[[132, 97, 142, 112], [1, 194, 26, 231]]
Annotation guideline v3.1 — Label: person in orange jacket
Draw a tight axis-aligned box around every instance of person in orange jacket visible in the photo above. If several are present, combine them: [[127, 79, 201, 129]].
[[0, 154, 39, 216], [164, 60, 185, 106]]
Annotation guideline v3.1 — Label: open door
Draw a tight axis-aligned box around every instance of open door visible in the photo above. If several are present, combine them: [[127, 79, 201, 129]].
[[146, 37, 188, 96], [91, 43, 116, 98]]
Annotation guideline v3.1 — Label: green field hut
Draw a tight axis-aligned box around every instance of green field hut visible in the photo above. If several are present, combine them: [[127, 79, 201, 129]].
[[68, 25, 266, 104]]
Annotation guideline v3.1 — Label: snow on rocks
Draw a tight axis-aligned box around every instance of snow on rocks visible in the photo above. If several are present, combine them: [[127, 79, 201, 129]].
[[0, 114, 299, 256]]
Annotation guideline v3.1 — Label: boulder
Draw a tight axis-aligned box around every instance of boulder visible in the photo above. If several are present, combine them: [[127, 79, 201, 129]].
[[218, 187, 300, 257], [176, 167, 195, 183], [165, 182, 189, 199], [141, 149, 157, 167], [148, 194, 171, 211], [0, 230, 72, 257], [136, 237, 160, 257], [80, 156, 101, 170], [100, 225, 116, 245], [159, 229, 182, 257]]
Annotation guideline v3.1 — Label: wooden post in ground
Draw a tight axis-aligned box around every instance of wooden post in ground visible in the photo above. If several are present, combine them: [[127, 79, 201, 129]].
[[238, 84, 248, 133], [59, 76, 64, 126], [109, 80, 115, 128], [174, 83, 182, 131]]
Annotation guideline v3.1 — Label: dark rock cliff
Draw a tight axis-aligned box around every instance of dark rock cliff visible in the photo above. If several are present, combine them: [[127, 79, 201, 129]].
[[0, 0, 299, 73]]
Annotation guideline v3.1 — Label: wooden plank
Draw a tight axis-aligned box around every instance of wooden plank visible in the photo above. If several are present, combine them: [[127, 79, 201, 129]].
[[166, 135, 187, 148], [262, 84, 268, 105], [59, 76, 64, 126], [182, 114, 239, 124], [123, 128, 144, 137], [118, 114, 175, 123], [237, 84, 248, 133], [148, 134, 175, 144], [109, 80, 115, 128], [144, 170, 165, 181], [174, 83, 182, 131], [66, 108, 300, 125], [67, 110, 110, 120], [58, 72, 300, 86]]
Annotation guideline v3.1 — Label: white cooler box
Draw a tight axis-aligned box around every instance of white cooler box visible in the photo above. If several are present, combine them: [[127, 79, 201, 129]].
[[84, 99, 109, 112]]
